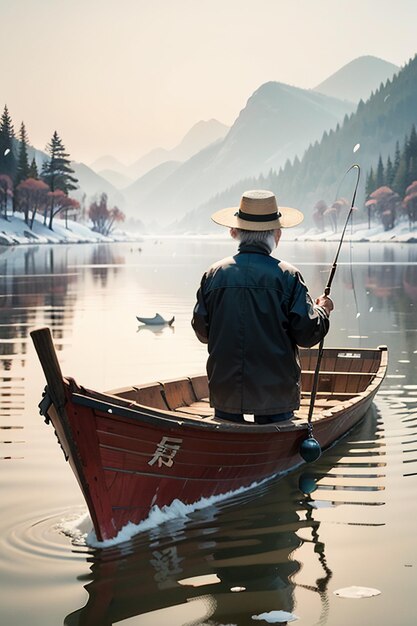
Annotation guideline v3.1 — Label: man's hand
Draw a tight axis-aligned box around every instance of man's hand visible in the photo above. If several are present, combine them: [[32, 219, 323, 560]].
[[315, 294, 334, 317]]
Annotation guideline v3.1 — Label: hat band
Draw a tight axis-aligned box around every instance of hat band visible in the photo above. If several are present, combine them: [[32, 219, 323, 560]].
[[236, 209, 281, 222]]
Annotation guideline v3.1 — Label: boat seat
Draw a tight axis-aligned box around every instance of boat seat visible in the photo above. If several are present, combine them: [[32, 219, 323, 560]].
[[173, 401, 214, 418], [301, 371, 374, 394], [189, 375, 209, 401], [160, 378, 197, 411], [106, 383, 169, 410], [134, 383, 169, 410], [300, 348, 381, 375], [300, 397, 344, 407]]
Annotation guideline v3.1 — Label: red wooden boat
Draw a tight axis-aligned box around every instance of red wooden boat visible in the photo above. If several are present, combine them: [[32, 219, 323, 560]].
[[31, 327, 387, 542]]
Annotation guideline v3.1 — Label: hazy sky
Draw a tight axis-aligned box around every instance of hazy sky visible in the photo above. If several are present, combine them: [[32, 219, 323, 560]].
[[2, 0, 417, 165]]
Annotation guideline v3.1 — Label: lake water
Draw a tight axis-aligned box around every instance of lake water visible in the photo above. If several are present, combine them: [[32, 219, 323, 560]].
[[0, 238, 416, 626]]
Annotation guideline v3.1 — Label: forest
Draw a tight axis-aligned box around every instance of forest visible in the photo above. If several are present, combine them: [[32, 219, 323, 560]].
[[187, 54, 417, 234], [0, 107, 124, 234]]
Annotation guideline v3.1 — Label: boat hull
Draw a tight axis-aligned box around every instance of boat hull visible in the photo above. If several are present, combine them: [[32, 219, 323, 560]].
[[44, 373, 382, 540], [31, 328, 387, 542]]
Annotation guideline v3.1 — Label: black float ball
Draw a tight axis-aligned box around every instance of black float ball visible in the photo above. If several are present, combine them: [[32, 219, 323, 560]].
[[300, 436, 322, 463]]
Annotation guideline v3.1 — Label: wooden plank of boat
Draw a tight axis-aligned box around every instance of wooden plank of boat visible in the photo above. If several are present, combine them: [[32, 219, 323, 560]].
[[30, 327, 388, 542], [136, 313, 175, 326]]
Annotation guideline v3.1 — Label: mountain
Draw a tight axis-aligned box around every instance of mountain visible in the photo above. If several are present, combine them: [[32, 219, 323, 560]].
[[90, 119, 229, 186], [71, 162, 125, 210], [127, 118, 229, 179], [123, 160, 181, 211], [126, 147, 171, 180], [90, 155, 128, 175], [97, 169, 133, 189], [169, 118, 229, 162], [314, 55, 399, 103], [179, 55, 417, 232], [129, 82, 355, 226]]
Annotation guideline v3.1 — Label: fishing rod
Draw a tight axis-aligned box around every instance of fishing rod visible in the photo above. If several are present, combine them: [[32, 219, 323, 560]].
[[300, 164, 361, 463]]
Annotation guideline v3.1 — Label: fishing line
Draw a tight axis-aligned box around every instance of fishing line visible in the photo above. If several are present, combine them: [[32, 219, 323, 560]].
[[300, 164, 361, 463], [334, 159, 361, 323]]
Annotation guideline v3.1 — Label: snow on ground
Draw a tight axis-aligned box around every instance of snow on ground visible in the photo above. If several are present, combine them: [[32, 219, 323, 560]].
[[0, 214, 416, 245], [288, 220, 417, 243], [0, 214, 142, 246]]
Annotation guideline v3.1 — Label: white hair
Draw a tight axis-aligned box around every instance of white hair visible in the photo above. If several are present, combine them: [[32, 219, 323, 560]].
[[233, 229, 277, 253]]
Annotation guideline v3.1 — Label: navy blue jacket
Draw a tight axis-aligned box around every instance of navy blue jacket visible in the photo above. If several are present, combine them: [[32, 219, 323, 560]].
[[192, 242, 329, 415]]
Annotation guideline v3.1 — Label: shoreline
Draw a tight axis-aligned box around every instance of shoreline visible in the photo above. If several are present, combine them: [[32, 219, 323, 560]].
[[1, 215, 416, 246], [0, 214, 142, 247]]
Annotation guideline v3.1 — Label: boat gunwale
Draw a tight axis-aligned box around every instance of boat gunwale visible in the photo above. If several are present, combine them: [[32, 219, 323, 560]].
[[68, 345, 387, 435], [70, 391, 306, 433]]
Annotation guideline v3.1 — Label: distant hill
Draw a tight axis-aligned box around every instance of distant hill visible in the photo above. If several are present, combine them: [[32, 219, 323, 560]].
[[314, 55, 399, 103], [179, 55, 417, 233], [26, 145, 48, 169], [130, 82, 355, 225], [97, 169, 133, 189], [90, 154, 127, 174], [126, 147, 171, 181], [91, 119, 229, 185], [170, 118, 230, 162], [71, 162, 125, 210], [123, 160, 181, 210], [126, 118, 229, 179]]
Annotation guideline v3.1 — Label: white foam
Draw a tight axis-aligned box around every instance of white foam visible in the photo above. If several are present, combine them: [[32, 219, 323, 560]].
[[252, 611, 299, 622], [56, 510, 91, 545], [87, 477, 272, 548], [334, 585, 381, 598]]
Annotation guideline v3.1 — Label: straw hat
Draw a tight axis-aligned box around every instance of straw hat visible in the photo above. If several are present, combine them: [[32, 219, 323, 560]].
[[211, 189, 304, 230]]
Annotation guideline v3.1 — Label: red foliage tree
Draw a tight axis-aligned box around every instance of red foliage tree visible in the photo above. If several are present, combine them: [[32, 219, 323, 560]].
[[403, 181, 417, 229], [16, 178, 49, 228], [365, 186, 401, 231], [312, 199, 327, 232], [89, 193, 125, 235], [0, 174, 13, 220], [47, 190, 80, 230]]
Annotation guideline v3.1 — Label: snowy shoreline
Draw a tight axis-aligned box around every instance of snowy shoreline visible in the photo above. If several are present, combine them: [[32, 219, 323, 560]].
[[290, 221, 417, 244], [1, 215, 416, 246], [0, 214, 142, 246]]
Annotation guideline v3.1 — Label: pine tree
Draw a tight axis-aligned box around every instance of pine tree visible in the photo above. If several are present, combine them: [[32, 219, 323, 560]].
[[375, 155, 385, 188], [407, 124, 417, 185], [365, 167, 375, 197], [385, 156, 395, 187], [393, 141, 401, 176], [41, 131, 78, 194], [392, 155, 408, 196], [16, 122, 30, 185], [28, 157, 38, 179], [0, 105, 17, 180]]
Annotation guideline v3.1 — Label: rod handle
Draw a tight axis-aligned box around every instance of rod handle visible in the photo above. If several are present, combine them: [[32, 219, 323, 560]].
[[324, 263, 337, 296]]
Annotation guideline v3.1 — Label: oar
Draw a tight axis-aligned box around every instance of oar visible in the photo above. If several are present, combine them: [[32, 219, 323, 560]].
[[300, 164, 361, 463]]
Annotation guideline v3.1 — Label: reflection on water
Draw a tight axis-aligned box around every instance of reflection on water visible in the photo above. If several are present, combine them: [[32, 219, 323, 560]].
[[0, 240, 417, 626], [137, 324, 175, 336], [64, 405, 385, 626]]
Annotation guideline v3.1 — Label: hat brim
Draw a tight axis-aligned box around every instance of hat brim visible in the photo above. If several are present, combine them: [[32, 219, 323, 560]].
[[211, 205, 304, 230]]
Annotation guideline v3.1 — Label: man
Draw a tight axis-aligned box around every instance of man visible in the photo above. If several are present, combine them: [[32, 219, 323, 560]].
[[191, 189, 333, 425]]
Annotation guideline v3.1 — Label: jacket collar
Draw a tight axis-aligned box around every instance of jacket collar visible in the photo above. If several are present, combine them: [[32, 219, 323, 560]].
[[238, 241, 272, 256]]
